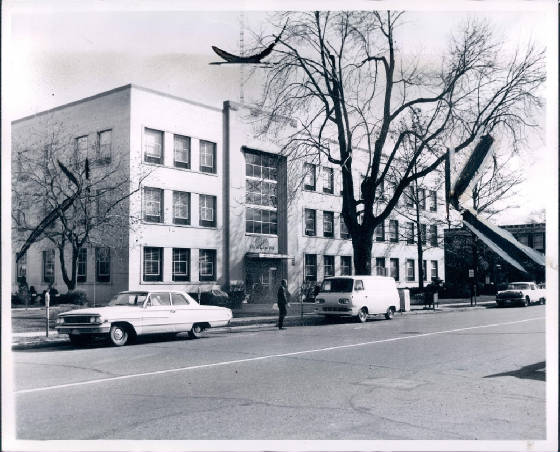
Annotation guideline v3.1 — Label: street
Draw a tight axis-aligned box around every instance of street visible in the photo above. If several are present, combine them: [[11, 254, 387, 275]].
[[12, 305, 546, 440]]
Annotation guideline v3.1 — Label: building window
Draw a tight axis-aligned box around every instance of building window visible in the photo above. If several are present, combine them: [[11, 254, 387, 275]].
[[431, 260, 439, 281], [420, 224, 427, 245], [246, 180, 277, 207], [375, 221, 385, 241], [17, 252, 27, 281], [172, 248, 190, 282], [246, 208, 277, 234], [375, 257, 386, 276], [304, 254, 317, 281], [516, 233, 529, 246], [96, 247, 111, 283], [304, 163, 316, 191], [143, 247, 162, 282], [406, 186, 414, 207], [143, 187, 163, 223], [423, 260, 427, 281], [323, 211, 334, 238], [173, 191, 190, 225], [174, 134, 191, 169], [390, 258, 399, 281], [200, 140, 217, 174], [340, 216, 351, 239], [199, 249, 216, 281], [341, 256, 352, 276], [42, 249, 55, 283], [305, 209, 316, 236], [406, 222, 415, 244], [429, 190, 437, 211], [322, 167, 334, 194], [389, 220, 399, 242], [76, 135, 88, 157], [324, 255, 335, 277], [97, 130, 112, 163], [144, 128, 163, 164], [199, 194, 217, 227], [406, 259, 415, 282], [418, 188, 426, 210], [429, 225, 438, 247], [245, 150, 278, 180], [533, 233, 544, 252], [77, 248, 87, 283]]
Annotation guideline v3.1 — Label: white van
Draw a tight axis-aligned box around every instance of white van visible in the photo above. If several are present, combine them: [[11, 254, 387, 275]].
[[315, 276, 399, 322]]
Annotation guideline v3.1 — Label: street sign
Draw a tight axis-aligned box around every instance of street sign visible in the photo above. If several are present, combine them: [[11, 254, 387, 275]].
[[468, 269, 474, 278]]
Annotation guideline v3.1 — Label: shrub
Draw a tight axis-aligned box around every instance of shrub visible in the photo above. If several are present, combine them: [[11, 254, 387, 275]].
[[225, 282, 246, 309], [11, 293, 25, 307], [56, 290, 88, 306]]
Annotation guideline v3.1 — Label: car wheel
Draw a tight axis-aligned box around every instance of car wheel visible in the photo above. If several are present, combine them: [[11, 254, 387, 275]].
[[189, 324, 206, 339], [523, 296, 530, 307], [539, 298, 545, 305], [385, 308, 394, 320], [357, 308, 368, 323], [69, 334, 87, 346], [109, 324, 129, 346]]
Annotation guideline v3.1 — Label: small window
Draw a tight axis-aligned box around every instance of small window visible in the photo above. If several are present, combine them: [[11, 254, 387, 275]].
[[199, 249, 216, 281], [172, 248, 190, 282], [174, 134, 191, 169], [323, 211, 334, 238], [200, 140, 217, 174], [420, 224, 427, 245], [143, 247, 163, 282], [322, 167, 334, 194], [340, 216, 351, 239], [43, 250, 55, 283], [354, 280, 364, 291], [390, 258, 399, 281], [304, 254, 317, 281], [389, 220, 399, 243], [75, 136, 88, 157], [97, 130, 112, 164], [406, 259, 415, 282], [77, 248, 87, 283], [375, 221, 385, 241], [96, 247, 111, 283], [199, 194, 217, 227], [406, 222, 415, 244], [430, 190, 437, 211], [324, 255, 335, 278], [430, 260, 439, 281], [305, 209, 316, 236], [341, 256, 352, 276], [148, 292, 171, 306], [429, 225, 438, 247], [143, 188, 163, 223], [375, 257, 386, 276], [171, 293, 190, 305], [304, 163, 316, 191], [173, 191, 190, 225], [144, 128, 163, 164], [406, 186, 414, 207], [418, 188, 426, 210], [17, 252, 27, 281]]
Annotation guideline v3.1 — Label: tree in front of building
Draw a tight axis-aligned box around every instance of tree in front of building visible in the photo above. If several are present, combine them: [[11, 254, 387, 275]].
[[12, 120, 146, 292], [253, 11, 545, 275]]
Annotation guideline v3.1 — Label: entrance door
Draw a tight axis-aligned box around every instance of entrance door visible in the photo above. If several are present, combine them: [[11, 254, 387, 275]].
[[246, 259, 282, 303]]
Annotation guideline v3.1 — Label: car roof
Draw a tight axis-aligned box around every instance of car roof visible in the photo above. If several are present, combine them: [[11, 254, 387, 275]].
[[509, 282, 535, 284]]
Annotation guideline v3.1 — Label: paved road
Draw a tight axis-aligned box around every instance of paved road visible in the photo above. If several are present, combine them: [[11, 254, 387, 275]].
[[11, 305, 546, 440]]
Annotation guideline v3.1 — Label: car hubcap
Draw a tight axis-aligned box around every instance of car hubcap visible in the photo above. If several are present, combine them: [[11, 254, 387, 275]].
[[113, 328, 124, 340]]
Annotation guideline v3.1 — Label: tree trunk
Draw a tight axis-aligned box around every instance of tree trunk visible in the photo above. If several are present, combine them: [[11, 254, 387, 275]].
[[58, 244, 78, 291], [352, 229, 373, 275], [415, 194, 425, 290]]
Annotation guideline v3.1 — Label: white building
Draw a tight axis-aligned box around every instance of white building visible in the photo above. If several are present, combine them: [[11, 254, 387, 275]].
[[12, 84, 445, 303]]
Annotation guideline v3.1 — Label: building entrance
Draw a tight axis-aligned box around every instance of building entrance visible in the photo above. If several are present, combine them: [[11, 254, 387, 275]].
[[246, 258, 283, 303]]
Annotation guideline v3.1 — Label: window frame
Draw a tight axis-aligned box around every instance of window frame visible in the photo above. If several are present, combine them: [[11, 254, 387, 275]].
[[144, 128, 164, 164], [375, 257, 386, 276], [341, 256, 352, 276], [304, 163, 316, 191], [173, 191, 190, 225], [430, 260, 439, 281], [322, 166, 334, 194], [143, 187, 164, 223], [200, 140, 217, 174], [375, 221, 385, 242], [390, 258, 400, 281], [77, 248, 87, 283], [173, 134, 191, 169], [246, 207, 278, 235], [406, 259, 415, 282], [304, 254, 317, 281], [42, 249, 55, 283], [323, 255, 335, 278], [429, 190, 437, 212], [96, 247, 111, 283], [143, 247, 163, 282], [199, 194, 217, 227], [406, 222, 415, 244], [304, 208, 317, 236], [389, 219, 399, 243], [199, 249, 217, 281], [429, 224, 438, 247], [97, 129, 112, 164], [323, 211, 334, 238], [172, 248, 190, 282]]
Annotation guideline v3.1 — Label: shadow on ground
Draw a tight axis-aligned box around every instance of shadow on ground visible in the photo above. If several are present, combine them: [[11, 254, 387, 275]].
[[484, 361, 546, 381]]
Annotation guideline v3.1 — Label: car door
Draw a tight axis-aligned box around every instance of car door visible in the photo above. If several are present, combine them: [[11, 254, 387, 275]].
[[142, 292, 175, 334], [170, 292, 196, 333]]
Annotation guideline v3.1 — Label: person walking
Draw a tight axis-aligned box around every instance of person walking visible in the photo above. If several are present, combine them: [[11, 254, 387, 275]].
[[277, 279, 289, 330]]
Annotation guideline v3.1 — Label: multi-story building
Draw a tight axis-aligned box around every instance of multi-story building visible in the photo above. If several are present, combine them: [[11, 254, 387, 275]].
[[500, 223, 545, 254], [12, 84, 445, 303]]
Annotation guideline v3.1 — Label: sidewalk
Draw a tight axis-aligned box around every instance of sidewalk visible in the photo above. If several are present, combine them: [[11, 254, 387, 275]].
[[10, 296, 496, 350]]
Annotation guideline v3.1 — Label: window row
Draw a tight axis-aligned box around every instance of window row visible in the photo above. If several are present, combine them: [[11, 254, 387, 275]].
[[41, 247, 111, 284], [303, 254, 439, 283], [143, 128, 217, 174], [73, 129, 113, 165], [304, 209, 350, 239], [374, 221, 439, 246], [143, 188, 217, 227], [142, 247, 216, 282]]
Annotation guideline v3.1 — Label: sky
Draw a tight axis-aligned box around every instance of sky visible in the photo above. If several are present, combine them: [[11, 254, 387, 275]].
[[3, 0, 558, 225]]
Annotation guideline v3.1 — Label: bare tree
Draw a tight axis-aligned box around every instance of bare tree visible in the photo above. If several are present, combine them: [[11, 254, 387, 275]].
[[12, 120, 146, 292], [253, 11, 545, 275]]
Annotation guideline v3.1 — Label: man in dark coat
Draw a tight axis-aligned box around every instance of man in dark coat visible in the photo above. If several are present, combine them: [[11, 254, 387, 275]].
[[277, 279, 289, 330]]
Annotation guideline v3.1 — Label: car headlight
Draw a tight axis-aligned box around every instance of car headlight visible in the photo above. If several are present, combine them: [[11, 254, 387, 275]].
[[56, 317, 65, 325], [338, 298, 350, 305], [89, 316, 101, 324], [316, 298, 325, 304]]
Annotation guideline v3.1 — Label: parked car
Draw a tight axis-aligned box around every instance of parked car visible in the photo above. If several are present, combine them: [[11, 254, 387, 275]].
[[315, 276, 399, 322], [495, 282, 543, 308], [55, 290, 233, 346]]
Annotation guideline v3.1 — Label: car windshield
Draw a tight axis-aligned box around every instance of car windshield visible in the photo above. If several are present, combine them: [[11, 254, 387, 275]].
[[320, 278, 354, 293], [507, 283, 530, 290], [109, 292, 148, 306]]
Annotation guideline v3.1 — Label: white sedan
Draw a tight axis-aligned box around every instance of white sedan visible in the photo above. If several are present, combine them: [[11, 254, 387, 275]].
[[55, 290, 233, 346]]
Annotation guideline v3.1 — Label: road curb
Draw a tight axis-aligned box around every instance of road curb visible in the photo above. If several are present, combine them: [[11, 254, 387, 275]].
[[11, 304, 495, 350]]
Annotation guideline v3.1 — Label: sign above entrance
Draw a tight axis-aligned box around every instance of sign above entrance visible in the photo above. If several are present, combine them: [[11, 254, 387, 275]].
[[246, 252, 293, 259]]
